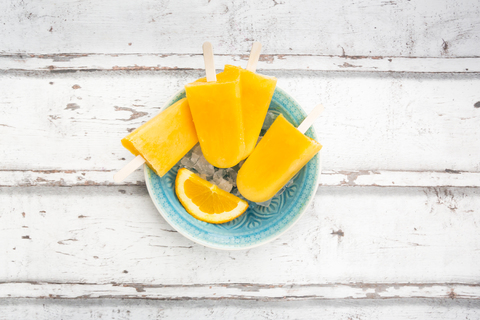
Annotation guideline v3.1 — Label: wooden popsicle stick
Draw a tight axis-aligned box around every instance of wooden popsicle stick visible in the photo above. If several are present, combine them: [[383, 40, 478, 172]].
[[246, 42, 262, 73], [297, 104, 325, 134], [202, 42, 216, 82], [113, 155, 146, 183]]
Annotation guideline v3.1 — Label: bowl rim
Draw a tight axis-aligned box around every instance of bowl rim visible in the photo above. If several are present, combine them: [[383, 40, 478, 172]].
[[144, 87, 322, 250]]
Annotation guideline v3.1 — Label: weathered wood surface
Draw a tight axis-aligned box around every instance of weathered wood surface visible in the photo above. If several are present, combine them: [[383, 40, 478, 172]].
[[1, 0, 479, 57], [3, 169, 480, 188], [2, 282, 480, 300], [2, 0, 480, 316], [1, 71, 479, 186], [1, 63, 480, 309], [1, 186, 479, 286], [1, 299, 479, 320], [2, 54, 479, 73]]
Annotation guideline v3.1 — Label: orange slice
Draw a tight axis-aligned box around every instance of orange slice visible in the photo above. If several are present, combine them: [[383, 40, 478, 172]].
[[175, 168, 249, 224]]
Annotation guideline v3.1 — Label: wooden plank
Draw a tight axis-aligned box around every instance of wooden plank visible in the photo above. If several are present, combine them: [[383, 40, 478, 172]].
[[1, 298, 479, 320], [1, 186, 480, 286], [1, 282, 480, 300], [1, 71, 479, 176], [1, 0, 479, 57], [2, 169, 480, 188], [319, 170, 480, 188], [1, 54, 479, 73]]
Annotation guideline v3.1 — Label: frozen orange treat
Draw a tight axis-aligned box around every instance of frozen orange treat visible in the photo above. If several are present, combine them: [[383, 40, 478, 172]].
[[185, 67, 245, 168], [197, 65, 277, 159], [236, 114, 322, 202], [219, 65, 277, 159], [121, 98, 198, 177]]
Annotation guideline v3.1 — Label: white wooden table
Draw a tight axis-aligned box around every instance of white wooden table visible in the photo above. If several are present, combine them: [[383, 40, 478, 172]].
[[1, 0, 480, 318]]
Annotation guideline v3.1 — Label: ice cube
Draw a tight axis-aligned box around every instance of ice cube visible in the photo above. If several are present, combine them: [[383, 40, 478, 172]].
[[256, 198, 272, 207], [217, 178, 233, 193], [180, 156, 194, 168], [213, 173, 223, 185], [226, 168, 237, 180], [192, 144, 202, 156], [178, 143, 245, 195], [182, 151, 191, 161], [276, 185, 287, 196], [205, 164, 215, 177], [190, 152, 200, 164], [224, 168, 237, 186], [194, 155, 215, 177], [214, 169, 225, 179], [232, 188, 247, 201]]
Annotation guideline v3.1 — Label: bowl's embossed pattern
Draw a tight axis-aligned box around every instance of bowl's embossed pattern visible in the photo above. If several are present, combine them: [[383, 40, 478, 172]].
[[144, 87, 320, 249]]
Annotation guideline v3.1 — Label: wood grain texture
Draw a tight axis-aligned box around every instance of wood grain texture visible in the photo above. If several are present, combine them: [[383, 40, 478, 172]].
[[1, 0, 479, 57], [1, 282, 480, 300], [2, 54, 479, 73], [1, 186, 479, 286], [1, 71, 479, 182], [2, 0, 480, 310], [1, 298, 479, 319], [2, 169, 480, 188]]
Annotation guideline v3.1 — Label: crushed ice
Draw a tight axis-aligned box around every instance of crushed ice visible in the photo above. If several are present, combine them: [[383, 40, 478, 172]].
[[179, 144, 234, 193], [177, 110, 295, 207]]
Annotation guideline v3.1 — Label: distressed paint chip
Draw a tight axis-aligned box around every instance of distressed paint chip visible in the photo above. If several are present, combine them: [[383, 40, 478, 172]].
[[445, 169, 461, 174], [339, 62, 361, 68], [65, 103, 80, 111], [331, 230, 345, 237], [114, 106, 148, 121]]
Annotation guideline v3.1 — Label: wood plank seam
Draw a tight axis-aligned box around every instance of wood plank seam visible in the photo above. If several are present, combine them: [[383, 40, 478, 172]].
[[2, 282, 480, 300], [1, 170, 479, 188], [1, 54, 479, 73]]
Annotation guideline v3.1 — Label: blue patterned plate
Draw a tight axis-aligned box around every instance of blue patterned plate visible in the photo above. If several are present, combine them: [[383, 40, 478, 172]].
[[144, 87, 321, 250]]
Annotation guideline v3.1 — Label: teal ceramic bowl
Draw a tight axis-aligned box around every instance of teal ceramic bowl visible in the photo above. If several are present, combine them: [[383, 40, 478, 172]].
[[144, 87, 321, 250]]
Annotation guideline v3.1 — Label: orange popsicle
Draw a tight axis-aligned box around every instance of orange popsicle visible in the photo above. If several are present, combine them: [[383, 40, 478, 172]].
[[185, 43, 245, 168], [120, 98, 198, 177], [236, 106, 324, 202], [215, 65, 277, 159], [193, 43, 276, 160]]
